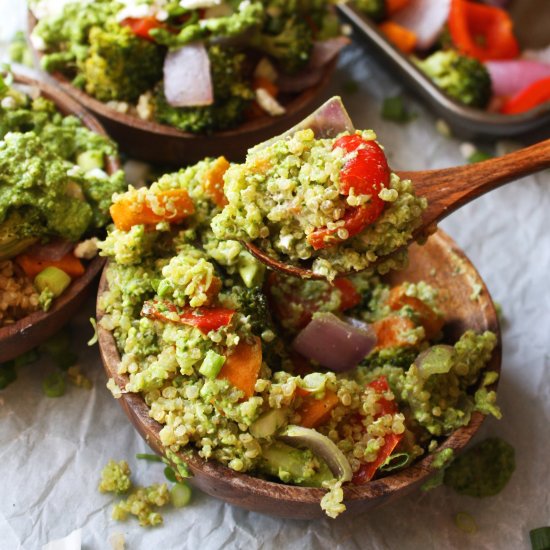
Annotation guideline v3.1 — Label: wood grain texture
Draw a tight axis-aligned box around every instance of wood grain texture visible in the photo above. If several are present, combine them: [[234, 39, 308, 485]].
[[246, 139, 550, 278], [0, 74, 120, 363], [28, 11, 338, 165], [97, 230, 501, 519]]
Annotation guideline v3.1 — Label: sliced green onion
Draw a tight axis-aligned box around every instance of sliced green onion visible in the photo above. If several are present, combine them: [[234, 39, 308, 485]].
[[381, 96, 415, 123], [77, 150, 104, 171], [88, 317, 99, 346], [530, 527, 550, 550], [164, 466, 178, 483], [13, 348, 39, 368], [136, 453, 163, 462], [0, 362, 17, 390], [42, 372, 66, 398], [379, 452, 411, 472], [454, 512, 477, 534], [199, 350, 226, 380], [40, 330, 77, 370], [170, 483, 192, 508], [34, 266, 71, 298]]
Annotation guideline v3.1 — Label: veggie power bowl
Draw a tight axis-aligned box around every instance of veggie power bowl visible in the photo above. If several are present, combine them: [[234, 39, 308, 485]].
[[96, 151, 500, 518], [339, 0, 550, 137], [28, 0, 347, 164], [0, 73, 124, 363]]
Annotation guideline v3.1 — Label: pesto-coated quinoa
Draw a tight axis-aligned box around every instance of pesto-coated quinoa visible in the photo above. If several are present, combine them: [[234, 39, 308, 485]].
[[212, 129, 427, 280], [99, 142, 499, 518]]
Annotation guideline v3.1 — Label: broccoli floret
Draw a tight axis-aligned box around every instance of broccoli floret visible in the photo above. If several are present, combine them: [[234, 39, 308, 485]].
[[82, 22, 163, 103], [153, 45, 254, 133], [151, 1, 264, 48], [231, 286, 273, 336], [361, 347, 418, 370], [355, 0, 386, 22], [251, 18, 313, 75], [0, 211, 43, 261], [35, 0, 120, 71], [415, 50, 492, 109]]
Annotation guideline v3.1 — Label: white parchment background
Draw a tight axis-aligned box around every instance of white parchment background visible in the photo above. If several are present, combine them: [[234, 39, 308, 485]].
[[0, 2, 549, 548]]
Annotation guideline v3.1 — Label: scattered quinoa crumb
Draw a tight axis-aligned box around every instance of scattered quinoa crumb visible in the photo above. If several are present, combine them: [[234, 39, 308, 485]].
[[99, 460, 132, 494]]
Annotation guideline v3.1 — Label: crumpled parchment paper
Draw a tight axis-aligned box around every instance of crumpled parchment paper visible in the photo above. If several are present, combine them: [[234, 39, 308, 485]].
[[1, 2, 549, 548]]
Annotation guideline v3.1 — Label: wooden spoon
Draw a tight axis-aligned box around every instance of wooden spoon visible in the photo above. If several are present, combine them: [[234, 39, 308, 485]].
[[245, 139, 550, 279]]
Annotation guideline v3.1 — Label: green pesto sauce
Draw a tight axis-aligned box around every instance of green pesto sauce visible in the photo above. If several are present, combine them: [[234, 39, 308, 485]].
[[444, 437, 515, 497]]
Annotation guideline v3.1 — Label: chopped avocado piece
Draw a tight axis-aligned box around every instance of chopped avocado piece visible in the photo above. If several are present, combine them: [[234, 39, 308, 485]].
[[77, 150, 104, 172], [199, 350, 226, 379], [259, 441, 334, 487], [250, 408, 288, 438], [238, 251, 265, 288]]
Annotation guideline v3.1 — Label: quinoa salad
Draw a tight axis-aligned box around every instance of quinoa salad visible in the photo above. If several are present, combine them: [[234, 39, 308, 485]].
[[0, 72, 125, 327], [30, 0, 347, 133], [98, 146, 499, 518], [212, 128, 427, 280]]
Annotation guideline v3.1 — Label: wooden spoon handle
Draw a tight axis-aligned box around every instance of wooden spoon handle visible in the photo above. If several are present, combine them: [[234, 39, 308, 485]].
[[398, 138, 550, 228]]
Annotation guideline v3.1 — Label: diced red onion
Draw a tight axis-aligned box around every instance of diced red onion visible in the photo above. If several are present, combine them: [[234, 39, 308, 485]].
[[163, 43, 213, 107], [393, 0, 451, 50], [486, 60, 550, 97], [25, 239, 73, 261], [277, 37, 350, 93], [308, 37, 351, 69], [292, 312, 377, 372]]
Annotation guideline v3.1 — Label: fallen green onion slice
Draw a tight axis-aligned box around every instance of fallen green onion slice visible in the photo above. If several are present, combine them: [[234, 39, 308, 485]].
[[171, 483, 192, 508], [530, 527, 550, 550], [43, 372, 66, 398], [379, 452, 411, 472], [454, 512, 477, 534], [136, 453, 163, 462]]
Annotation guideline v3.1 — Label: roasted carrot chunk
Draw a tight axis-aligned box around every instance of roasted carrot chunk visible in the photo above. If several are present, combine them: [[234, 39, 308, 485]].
[[16, 252, 85, 279], [217, 336, 262, 399], [110, 189, 195, 231], [203, 156, 230, 208], [296, 390, 340, 429]]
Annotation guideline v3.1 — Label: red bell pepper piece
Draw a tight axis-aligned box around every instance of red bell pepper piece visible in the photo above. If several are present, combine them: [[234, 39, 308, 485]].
[[333, 278, 362, 311], [448, 0, 519, 61], [141, 300, 235, 334], [120, 16, 166, 41], [352, 376, 404, 484], [307, 135, 390, 250], [500, 76, 550, 115]]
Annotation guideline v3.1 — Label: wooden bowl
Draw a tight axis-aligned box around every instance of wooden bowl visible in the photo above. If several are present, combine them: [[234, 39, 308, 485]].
[[97, 229, 501, 519], [0, 73, 120, 363], [28, 11, 338, 165]]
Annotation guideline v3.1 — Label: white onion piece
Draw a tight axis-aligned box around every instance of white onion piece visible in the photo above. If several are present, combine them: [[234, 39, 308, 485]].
[[280, 425, 353, 482], [486, 60, 550, 97], [393, 0, 451, 50], [163, 43, 213, 108], [292, 312, 377, 372], [251, 96, 354, 153]]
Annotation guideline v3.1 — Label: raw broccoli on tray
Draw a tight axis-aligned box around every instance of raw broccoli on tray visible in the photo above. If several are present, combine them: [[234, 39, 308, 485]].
[[415, 50, 492, 109]]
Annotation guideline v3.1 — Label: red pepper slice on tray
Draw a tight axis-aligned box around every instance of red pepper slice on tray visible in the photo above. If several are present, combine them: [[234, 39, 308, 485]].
[[141, 300, 235, 334], [500, 76, 550, 115], [307, 135, 391, 250], [448, 0, 519, 61], [352, 376, 405, 484]]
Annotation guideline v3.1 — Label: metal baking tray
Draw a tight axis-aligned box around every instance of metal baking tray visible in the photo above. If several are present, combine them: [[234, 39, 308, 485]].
[[338, 1, 550, 139]]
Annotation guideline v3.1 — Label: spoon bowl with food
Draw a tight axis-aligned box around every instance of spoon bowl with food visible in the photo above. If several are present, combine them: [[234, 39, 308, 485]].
[[213, 97, 550, 280]]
